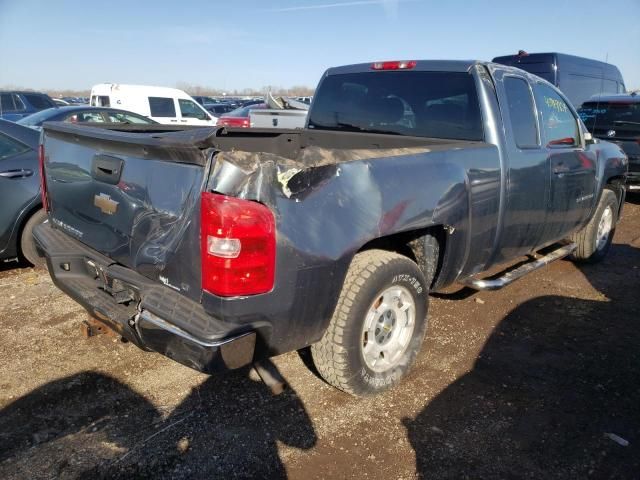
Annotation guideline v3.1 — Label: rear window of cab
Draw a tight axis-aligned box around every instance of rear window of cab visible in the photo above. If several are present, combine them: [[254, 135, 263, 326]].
[[308, 71, 484, 141]]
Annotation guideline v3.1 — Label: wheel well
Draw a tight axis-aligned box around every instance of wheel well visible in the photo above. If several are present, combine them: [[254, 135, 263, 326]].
[[16, 204, 43, 255], [605, 176, 625, 213], [357, 226, 446, 288]]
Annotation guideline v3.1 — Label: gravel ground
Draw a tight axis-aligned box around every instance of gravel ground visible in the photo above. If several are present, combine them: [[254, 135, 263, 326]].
[[1, 196, 639, 479]]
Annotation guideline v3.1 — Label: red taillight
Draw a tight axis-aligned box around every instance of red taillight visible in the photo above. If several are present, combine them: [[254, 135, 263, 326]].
[[371, 60, 416, 71], [217, 117, 251, 128], [200, 192, 275, 297], [38, 144, 50, 212]]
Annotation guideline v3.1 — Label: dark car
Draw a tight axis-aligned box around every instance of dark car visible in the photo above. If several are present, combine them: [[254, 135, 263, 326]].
[[216, 103, 267, 127], [205, 104, 236, 116], [492, 52, 626, 108], [192, 96, 221, 106], [0, 120, 46, 266], [0, 91, 57, 122], [17, 106, 157, 128], [239, 99, 266, 107], [578, 93, 640, 189]]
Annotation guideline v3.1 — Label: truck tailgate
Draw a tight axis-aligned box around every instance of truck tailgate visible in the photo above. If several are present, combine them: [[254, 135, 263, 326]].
[[42, 123, 211, 292]]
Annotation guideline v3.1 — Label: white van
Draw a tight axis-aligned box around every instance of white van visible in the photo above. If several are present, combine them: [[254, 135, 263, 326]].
[[90, 84, 217, 126]]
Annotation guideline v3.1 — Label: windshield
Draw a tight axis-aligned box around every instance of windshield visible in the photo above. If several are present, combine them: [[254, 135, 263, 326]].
[[307, 71, 483, 141], [16, 108, 60, 126], [578, 101, 640, 131]]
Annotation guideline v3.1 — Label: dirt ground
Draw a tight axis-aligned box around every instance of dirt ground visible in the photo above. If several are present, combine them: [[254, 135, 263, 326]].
[[1, 196, 639, 479]]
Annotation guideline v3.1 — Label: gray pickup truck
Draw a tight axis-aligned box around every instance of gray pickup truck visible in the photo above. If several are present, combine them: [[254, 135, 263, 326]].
[[35, 60, 628, 396]]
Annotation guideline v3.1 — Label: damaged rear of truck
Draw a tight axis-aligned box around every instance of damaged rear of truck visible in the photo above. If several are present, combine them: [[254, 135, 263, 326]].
[[35, 60, 626, 396]]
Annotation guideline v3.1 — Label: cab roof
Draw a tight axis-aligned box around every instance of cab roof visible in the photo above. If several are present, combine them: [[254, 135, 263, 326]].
[[325, 60, 482, 76]]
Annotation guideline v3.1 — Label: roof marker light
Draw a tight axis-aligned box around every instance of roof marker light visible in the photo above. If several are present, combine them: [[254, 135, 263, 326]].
[[371, 60, 417, 71]]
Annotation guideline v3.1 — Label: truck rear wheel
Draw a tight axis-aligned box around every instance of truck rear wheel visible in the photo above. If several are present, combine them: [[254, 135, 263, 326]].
[[570, 189, 618, 263], [311, 249, 429, 396]]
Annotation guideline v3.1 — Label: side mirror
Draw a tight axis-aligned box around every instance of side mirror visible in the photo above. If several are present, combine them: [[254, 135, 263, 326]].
[[584, 132, 596, 145]]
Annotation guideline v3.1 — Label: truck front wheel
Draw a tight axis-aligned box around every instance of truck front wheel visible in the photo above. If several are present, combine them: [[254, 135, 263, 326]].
[[311, 249, 429, 396], [570, 189, 618, 263]]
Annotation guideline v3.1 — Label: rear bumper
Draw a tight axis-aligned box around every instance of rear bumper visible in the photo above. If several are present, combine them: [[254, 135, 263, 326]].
[[33, 221, 256, 373]]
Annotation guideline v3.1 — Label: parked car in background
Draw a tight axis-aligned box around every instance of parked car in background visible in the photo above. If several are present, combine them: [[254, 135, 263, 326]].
[[62, 97, 88, 105], [0, 91, 57, 121], [239, 98, 266, 107], [0, 120, 46, 266], [579, 92, 640, 190], [205, 103, 236, 116], [53, 99, 70, 107], [90, 84, 217, 125], [216, 103, 267, 128], [17, 106, 158, 129], [192, 95, 222, 106], [492, 51, 626, 108]]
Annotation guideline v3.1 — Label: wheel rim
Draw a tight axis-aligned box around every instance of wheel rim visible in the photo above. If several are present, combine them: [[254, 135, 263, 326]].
[[361, 285, 416, 372], [596, 206, 613, 251]]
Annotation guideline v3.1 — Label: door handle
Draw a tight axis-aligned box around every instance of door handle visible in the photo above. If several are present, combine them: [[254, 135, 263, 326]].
[[0, 169, 33, 178], [91, 154, 123, 185]]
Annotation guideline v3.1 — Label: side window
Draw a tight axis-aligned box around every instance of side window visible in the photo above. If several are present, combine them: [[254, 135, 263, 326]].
[[536, 84, 579, 147], [179, 99, 208, 120], [503, 77, 539, 148], [149, 97, 176, 117], [23, 94, 54, 110], [105, 111, 151, 124], [0, 133, 30, 160], [12, 94, 26, 111], [97, 96, 110, 107], [68, 111, 105, 123], [1, 93, 16, 112]]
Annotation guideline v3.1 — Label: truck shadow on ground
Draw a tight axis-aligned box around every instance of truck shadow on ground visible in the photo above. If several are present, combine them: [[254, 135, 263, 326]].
[[0, 365, 317, 479], [405, 243, 640, 478]]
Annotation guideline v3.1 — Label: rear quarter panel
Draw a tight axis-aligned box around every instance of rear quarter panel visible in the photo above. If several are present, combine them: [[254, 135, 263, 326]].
[[207, 144, 501, 354]]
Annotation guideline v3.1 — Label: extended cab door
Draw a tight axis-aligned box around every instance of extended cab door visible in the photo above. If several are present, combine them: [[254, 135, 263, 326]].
[[491, 70, 549, 260], [532, 82, 597, 242]]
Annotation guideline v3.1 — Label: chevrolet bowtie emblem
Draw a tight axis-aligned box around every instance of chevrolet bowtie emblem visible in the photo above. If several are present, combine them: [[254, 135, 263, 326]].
[[94, 193, 119, 215]]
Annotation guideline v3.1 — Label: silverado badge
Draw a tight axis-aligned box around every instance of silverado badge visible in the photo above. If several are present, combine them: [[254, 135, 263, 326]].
[[94, 193, 119, 215]]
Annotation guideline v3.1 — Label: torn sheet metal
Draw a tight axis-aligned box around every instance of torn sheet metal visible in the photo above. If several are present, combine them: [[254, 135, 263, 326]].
[[207, 145, 432, 200]]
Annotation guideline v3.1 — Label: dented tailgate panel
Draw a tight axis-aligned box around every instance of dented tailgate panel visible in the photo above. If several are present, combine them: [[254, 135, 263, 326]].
[[44, 125, 209, 300]]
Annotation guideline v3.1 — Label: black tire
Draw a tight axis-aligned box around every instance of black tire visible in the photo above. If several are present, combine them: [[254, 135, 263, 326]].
[[311, 249, 429, 396], [570, 189, 618, 263], [20, 209, 47, 268]]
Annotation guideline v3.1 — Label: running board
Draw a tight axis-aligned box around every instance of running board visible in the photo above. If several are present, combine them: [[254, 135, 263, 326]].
[[461, 243, 577, 291]]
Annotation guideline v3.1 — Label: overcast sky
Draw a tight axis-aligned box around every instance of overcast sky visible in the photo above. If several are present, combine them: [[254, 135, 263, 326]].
[[1, 0, 638, 91]]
